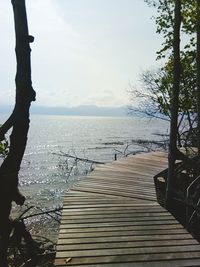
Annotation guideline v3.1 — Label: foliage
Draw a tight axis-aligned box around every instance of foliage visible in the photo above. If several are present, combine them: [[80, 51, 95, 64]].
[[0, 125, 9, 158], [0, 140, 9, 158], [129, 0, 198, 147], [145, 0, 197, 59]]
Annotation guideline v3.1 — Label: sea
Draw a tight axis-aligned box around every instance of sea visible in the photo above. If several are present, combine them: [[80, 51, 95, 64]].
[[0, 114, 169, 240]]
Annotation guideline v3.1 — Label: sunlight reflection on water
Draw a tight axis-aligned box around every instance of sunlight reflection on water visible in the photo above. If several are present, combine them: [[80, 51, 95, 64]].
[[0, 114, 169, 240], [1, 114, 169, 207]]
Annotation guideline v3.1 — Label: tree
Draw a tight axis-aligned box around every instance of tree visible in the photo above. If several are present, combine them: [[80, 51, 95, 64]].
[[129, 54, 197, 147], [166, 0, 182, 206], [129, 0, 198, 148], [141, 0, 200, 213], [0, 0, 36, 266], [196, 0, 200, 155]]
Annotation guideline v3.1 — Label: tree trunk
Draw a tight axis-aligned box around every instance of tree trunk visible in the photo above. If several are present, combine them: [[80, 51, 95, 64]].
[[197, 0, 200, 156], [0, 0, 35, 266], [166, 0, 182, 208]]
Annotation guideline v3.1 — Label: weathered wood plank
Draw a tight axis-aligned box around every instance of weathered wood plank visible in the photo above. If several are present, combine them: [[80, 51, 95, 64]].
[[72, 187, 157, 201], [57, 239, 198, 251], [55, 152, 200, 266], [57, 234, 193, 244], [61, 212, 172, 219], [55, 251, 200, 266], [56, 245, 200, 258], [60, 216, 175, 224], [59, 225, 185, 235], [59, 225, 185, 234], [55, 258, 200, 267]]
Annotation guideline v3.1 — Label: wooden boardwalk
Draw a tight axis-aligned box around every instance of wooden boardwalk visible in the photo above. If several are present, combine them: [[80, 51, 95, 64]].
[[55, 151, 200, 266]]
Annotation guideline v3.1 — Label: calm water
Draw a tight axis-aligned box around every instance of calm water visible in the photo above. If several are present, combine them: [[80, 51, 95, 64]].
[[0, 114, 169, 238]]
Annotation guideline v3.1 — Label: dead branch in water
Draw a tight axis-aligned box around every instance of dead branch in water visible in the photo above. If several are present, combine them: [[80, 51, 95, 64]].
[[54, 151, 105, 164], [20, 207, 62, 222]]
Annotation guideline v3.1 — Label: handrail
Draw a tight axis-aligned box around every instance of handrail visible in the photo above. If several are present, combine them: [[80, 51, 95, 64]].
[[186, 175, 200, 225]]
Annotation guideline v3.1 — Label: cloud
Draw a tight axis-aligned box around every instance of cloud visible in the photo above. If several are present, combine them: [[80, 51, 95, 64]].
[[0, 0, 161, 108]]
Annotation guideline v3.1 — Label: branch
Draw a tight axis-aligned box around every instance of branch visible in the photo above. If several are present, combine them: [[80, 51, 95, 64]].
[[0, 111, 15, 141], [53, 151, 105, 165], [128, 106, 170, 121], [20, 207, 63, 221]]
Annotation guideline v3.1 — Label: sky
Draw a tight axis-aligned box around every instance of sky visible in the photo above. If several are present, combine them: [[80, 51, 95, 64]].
[[0, 0, 162, 108]]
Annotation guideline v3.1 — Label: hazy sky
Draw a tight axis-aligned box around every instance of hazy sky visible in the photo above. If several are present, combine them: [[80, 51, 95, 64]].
[[0, 0, 162, 108]]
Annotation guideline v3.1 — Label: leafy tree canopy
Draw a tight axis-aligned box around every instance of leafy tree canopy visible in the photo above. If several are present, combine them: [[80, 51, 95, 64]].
[[129, 0, 199, 147]]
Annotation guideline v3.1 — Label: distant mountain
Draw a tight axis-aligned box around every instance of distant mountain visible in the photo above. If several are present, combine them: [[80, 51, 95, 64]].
[[0, 104, 128, 117], [31, 105, 127, 117]]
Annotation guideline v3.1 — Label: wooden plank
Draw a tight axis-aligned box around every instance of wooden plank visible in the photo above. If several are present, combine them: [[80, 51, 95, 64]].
[[78, 180, 156, 191], [57, 234, 193, 243], [59, 220, 178, 229], [61, 206, 163, 214], [60, 216, 174, 224], [55, 258, 200, 267], [56, 245, 200, 258], [57, 239, 198, 251], [55, 152, 200, 266], [73, 185, 156, 197], [55, 251, 200, 265], [59, 225, 186, 234], [58, 227, 188, 240], [61, 212, 172, 219], [62, 203, 161, 209], [72, 187, 157, 201]]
